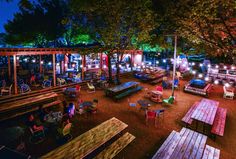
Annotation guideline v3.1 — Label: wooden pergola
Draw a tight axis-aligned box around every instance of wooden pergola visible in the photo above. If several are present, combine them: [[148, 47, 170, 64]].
[[0, 48, 143, 94]]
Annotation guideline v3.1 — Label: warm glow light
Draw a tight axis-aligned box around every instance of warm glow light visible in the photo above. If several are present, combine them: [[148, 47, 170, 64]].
[[48, 62, 52, 65], [187, 67, 190, 71], [40, 61, 44, 64], [224, 66, 227, 69], [80, 65, 83, 68], [215, 65, 219, 69], [64, 63, 67, 67], [156, 61, 159, 64], [56, 63, 60, 66], [198, 74, 203, 78], [16, 56, 19, 60], [224, 83, 230, 87], [142, 62, 144, 66], [32, 59, 36, 63], [103, 65, 107, 68], [72, 64, 76, 68], [231, 66, 235, 70], [192, 62, 195, 66], [214, 80, 219, 85], [163, 59, 166, 63], [199, 63, 203, 67], [24, 58, 28, 62], [205, 77, 209, 81], [192, 70, 196, 74], [207, 64, 211, 68], [134, 63, 137, 67]]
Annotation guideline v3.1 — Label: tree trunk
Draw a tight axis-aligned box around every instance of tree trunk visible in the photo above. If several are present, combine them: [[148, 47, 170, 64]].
[[107, 54, 113, 83], [115, 62, 121, 85]]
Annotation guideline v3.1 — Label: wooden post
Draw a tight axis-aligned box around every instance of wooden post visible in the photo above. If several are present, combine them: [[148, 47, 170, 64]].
[[13, 55, 17, 94], [39, 55, 42, 73], [81, 55, 86, 80], [52, 54, 56, 87], [8, 56, 11, 79], [100, 53, 103, 69]]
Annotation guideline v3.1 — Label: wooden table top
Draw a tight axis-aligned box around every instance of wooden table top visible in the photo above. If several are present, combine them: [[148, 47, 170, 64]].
[[106, 81, 139, 93], [191, 98, 219, 125], [152, 128, 207, 159], [41, 117, 128, 159], [0, 92, 58, 113]]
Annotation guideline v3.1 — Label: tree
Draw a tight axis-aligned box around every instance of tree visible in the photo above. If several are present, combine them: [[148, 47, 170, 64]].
[[4, 0, 70, 47], [152, 0, 236, 61], [70, 0, 157, 83]]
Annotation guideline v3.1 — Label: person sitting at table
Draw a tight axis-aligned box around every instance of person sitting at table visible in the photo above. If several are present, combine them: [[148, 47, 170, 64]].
[[27, 115, 44, 132]]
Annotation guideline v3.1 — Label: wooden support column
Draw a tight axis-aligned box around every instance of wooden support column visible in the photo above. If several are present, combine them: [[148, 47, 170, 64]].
[[8, 56, 11, 79], [52, 54, 56, 87], [100, 53, 103, 69], [13, 55, 17, 94], [39, 55, 42, 73], [81, 55, 86, 80]]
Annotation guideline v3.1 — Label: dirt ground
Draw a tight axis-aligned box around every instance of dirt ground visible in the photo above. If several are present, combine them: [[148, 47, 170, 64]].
[[1, 76, 236, 159]]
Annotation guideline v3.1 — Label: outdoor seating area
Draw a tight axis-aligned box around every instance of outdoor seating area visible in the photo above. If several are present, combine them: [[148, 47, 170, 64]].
[[0, 0, 236, 158]]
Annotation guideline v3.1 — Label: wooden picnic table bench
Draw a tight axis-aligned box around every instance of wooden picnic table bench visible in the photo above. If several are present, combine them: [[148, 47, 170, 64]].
[[0, 92, 58, 113], [42, 100, 62, 109], [152, 127, 208, 159], [41, 117, 128, 159], [211, 107, 227, 137], [94, 132, 135, 159], [182, 101, 199, 125], [0, 92, 58, 121], [202, 145, 220, 159]]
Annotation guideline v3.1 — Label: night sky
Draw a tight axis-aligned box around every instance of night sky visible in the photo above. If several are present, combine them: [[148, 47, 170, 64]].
[[0, 0, 19, 33]]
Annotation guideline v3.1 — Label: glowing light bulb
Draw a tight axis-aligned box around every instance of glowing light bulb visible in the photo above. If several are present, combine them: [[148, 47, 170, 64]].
[[214, 80, 219, 85], [198, 74, 203, 78]]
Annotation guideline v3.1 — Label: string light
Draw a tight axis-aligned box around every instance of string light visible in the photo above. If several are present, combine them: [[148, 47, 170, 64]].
[[205, 77, 209, 81], [198, 74, 203, 78], [40, 61, 44, 64], [224, 83, 230, 87], [214, 80, 219, 85], [199, 63, 203, 67]]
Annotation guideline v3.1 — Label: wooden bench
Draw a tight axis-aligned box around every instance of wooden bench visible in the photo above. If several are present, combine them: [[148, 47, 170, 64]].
[[94, 132, 135, 159], [181, 101, 199, 125], [42, 100, 62, 108], [114, 86, 143, 100], [202, 145, 220, 159], [211, 107, 227, 136]]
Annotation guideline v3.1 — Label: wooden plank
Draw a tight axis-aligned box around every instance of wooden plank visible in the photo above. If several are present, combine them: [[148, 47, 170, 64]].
[[42, 100, 62, 108], [170, 128, 194, 159], [202, 145, 220, 159], [94, 132, 135, 159], [182, 102, 199, 124], [41, 117, 128, 159], [152, 131, 180, 159], [195, 134, 208, 159], [183, 130, 199, 158], [211, 108, 227, 136], [0, 92, 58, 112]]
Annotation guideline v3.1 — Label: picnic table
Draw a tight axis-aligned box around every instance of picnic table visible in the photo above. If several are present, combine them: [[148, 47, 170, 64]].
[[0, 92, 58, 113], [152, 127, 220, 159], [41, 117, 128, 159], [191, 99, 219, 125], [106, 81, 139, 94], [182, 98, 227, 137], [0, 92, 58, 121]]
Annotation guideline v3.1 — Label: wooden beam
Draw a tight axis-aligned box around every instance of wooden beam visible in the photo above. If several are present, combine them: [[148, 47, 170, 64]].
[[52, 54, 56, 87], [13, 55, 17, 94], [7, 56, 11, 79]]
